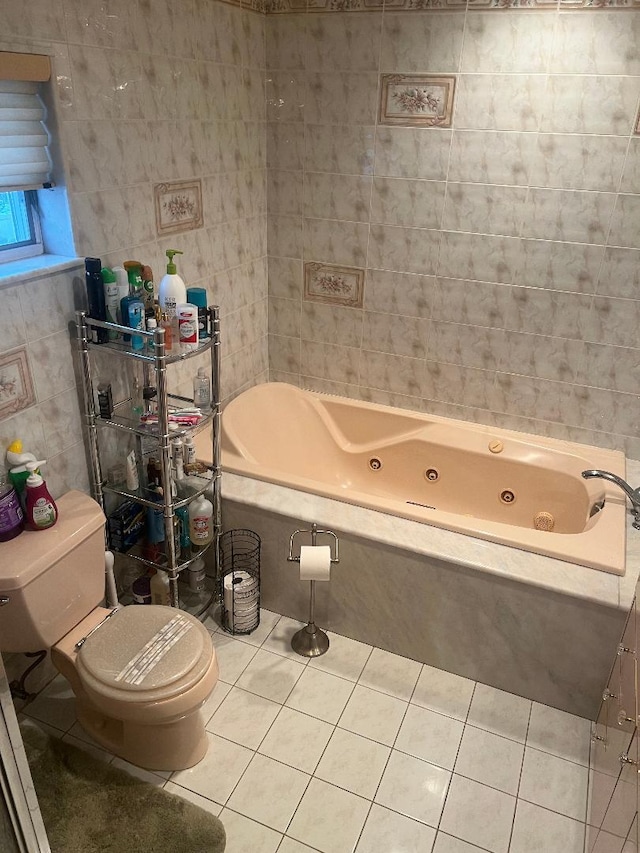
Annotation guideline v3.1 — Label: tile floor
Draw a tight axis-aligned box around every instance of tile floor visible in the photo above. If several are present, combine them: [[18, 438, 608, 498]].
[[17, 609, 631, 853]]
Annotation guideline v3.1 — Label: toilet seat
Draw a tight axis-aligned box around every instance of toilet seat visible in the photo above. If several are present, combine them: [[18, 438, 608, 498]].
[[76, 606, 214, 706]]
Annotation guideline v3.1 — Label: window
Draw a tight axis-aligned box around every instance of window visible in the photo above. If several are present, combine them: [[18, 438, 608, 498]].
[[0, 52, 51, 267], [0, 190, 42, 261]]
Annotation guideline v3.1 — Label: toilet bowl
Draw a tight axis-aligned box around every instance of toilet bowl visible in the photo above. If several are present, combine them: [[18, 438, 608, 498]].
[[0, 490, 218, 772]]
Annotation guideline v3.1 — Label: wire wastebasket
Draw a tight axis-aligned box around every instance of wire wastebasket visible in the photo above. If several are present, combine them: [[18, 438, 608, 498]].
[[219, 529, 261, 635]]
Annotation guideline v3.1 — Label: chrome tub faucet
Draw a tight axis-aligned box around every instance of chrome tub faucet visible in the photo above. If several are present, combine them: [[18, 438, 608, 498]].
[[582, 470, 640, 530]]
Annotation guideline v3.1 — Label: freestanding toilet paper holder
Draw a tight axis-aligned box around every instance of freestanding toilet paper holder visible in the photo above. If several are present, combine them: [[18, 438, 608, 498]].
[[287, 524, 339, 657]]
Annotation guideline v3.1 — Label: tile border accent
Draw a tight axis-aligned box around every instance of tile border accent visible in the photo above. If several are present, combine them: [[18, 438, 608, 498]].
[[0, 346, 35, 420], [153, 179, 203, 237], [379, 74, 456, 128], [266, 0, 640, 10], [304, 262, 365, 308]]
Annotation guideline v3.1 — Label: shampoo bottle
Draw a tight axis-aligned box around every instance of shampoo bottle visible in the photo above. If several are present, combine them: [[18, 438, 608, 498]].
[[102, 267, 119, 340], [24, 461, 58, 530], [85, 257, 108, 344], [158, 250, 186, 326]]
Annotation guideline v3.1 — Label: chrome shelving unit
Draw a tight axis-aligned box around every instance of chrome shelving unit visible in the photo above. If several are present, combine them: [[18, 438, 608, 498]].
[[75, 308, 222, 617]]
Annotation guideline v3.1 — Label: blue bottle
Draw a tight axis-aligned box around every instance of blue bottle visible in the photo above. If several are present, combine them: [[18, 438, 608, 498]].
[[120, 295, 145, 350]]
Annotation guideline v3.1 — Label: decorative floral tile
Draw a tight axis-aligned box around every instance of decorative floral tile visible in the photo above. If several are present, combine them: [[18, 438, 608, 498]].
[[379, 74, 456, 128], [154, 179, 203, 237], [268, 0, 308, 11], [0, 347, 35, 420], [304, 262, 365, 308]]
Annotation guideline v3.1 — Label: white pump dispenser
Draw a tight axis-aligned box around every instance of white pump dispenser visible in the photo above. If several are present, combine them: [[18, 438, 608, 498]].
[[158, 249, 187, 323]]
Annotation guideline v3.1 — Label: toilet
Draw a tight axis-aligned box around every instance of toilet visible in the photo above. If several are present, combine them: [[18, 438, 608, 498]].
[[0, 490, 219, 772]]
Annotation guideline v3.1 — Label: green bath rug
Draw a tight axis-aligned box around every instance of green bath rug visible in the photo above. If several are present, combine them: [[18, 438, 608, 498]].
[[22, 723, 226, 853]]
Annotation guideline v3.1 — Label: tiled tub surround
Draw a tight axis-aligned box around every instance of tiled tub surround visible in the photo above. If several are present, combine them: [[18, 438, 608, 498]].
[[20, 612, 604, 853], [266, 9, 640, 459], [220, 456, 640, 720]]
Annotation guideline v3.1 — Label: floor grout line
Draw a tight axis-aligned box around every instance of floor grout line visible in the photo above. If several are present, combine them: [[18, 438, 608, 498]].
[[18, 609, 596, 853]]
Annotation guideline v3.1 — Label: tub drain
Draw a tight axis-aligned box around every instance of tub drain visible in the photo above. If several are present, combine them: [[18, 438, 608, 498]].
[[534, 512, 555, 531]]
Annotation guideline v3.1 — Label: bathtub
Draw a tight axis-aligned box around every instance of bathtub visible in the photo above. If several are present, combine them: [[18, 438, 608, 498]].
[[194, 382, 640, 716], [211, 382, 626, 575]]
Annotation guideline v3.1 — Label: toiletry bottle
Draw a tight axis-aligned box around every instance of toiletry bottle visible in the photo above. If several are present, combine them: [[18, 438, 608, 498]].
[[187, 287, 209, 340], [158, 249, 186, 327], [171, 436, 185, 484], [97, 383, 114, 419], [126, 448, 140, 492], [175, 505, 191, 556], [6, 439, 38, 507], [124, 260, 144, 298], [143, 383, 157, 416], [184, 435, 196, 467], [150, 570, 171, 606], [85, 257, 108, 344], [120, 294, 145, 350], [146, 317, 157, 352], [0, 475, 24, 542], [193, 367, 211, 412], [187, 557, 206, 593], [101, 267, 119, 340], [131, 370, 144, 419], [160, 312, 174, 353], [24, 461, 58, 530], [142, 265, 155, 311], [188, 493, 213, 549], [177, 303, 199, 352], [112, 266, 130, 322], [145, 487, 165, 558]]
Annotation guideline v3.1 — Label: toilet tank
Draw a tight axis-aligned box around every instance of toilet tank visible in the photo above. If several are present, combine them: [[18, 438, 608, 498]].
[[0, 490, 106, 653]]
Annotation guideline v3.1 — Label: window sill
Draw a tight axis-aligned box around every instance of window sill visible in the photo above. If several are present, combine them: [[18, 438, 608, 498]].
[[0, 254, 83, 289]]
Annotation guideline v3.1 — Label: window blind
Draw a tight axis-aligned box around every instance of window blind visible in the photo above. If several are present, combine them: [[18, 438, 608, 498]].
[[0, 79, 52, 191], [0, 51, 52, 191]]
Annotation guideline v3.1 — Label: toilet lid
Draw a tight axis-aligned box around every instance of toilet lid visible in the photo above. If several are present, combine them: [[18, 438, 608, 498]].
[[78, 606, 209, 695]]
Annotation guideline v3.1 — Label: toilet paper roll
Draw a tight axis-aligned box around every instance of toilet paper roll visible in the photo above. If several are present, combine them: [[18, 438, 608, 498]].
[[224, 571, 259, 631], [299, 545, 331, 582]]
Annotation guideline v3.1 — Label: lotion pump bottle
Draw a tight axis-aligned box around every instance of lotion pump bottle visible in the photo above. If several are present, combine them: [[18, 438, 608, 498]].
[[25, 461, 58, 530], [158, 249, 186, 326]]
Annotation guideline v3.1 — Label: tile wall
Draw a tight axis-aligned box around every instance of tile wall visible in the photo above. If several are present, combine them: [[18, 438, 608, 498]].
[[0, 0, 268, 492], [265, 8, 640, 458]]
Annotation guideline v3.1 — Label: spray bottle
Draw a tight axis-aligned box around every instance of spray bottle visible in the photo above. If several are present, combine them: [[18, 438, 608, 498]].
[[6, 439, 38, 508]]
